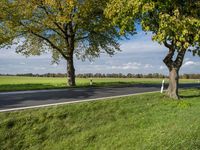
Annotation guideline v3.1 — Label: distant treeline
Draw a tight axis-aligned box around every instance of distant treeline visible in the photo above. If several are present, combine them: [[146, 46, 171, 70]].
[[1, 73, 200, 79], [76, 73, 167, 78]]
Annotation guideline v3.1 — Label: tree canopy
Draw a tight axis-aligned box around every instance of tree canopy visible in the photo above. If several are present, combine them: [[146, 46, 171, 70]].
[[1, 0, 122, 59], [0, 0, 126, 86], [106, 0, 200, 54]]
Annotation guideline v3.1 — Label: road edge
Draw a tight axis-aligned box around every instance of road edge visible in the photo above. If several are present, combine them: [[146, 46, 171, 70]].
[[0, 90, 160, 113]]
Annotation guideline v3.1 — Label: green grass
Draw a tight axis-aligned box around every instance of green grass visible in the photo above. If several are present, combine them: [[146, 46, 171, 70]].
[[0, 89, 200, 150], [0, 76, 197, 92]]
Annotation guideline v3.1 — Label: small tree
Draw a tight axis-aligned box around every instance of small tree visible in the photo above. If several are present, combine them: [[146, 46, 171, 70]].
[[0, 0, 123, 86], [106, 0, 200, 99]]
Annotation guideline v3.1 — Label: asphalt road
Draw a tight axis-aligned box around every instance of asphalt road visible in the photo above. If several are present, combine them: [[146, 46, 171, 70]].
[[0, 83, 199, 111]]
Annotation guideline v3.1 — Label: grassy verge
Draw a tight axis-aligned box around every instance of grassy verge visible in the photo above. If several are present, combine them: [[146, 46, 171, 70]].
[[0, 89, 200, 149], [0, 76, 198, 92]]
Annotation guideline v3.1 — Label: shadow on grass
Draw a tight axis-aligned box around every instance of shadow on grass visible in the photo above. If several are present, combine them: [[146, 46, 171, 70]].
[[0, 82, 162, 92], [0, 82, 198, 93], [0, 84, 67, 92], [180, 95, 200, 99], [180, 88, 200, 99]]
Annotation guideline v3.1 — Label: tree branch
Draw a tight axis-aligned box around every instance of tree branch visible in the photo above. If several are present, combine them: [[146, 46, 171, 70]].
[[18, 6, 70, 60], [163, 47, 175, 70], [174, 48, 186, 68], [75, 35, 89, 41], [39, 5, 67, 36], [27, 19, 65, 38], [163, 40, 173, 49], [30, 31, 68, 60]]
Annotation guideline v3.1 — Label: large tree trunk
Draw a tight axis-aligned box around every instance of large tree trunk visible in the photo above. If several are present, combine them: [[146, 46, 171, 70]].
[[67, 56, 76, 86], [65, 21, 76, 87], [163, 41, 186, 99], [167, 68, 179, 99]]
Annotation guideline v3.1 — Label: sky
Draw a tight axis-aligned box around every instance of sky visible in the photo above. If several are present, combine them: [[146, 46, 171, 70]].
[[0, 30, 199, 75]]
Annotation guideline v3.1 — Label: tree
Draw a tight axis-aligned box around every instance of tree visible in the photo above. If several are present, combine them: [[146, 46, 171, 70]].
[[105, 0, 200, 99], [0, 0, 15, 46], [0, 0, 123, 86]]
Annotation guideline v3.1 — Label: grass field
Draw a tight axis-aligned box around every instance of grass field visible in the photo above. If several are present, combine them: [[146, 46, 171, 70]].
[[0, 89, 200, 149], [0, 76, 198, 92]]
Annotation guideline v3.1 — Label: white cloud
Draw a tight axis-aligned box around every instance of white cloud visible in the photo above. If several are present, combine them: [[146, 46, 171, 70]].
[[111, 62, 141, 70], [159, 65, 166, 70], [0, 45, 51, 59], [20, 62, 26, 65], [52, 64, 58, 67], [183, 61, 200, 67], [120, 40, 166, 53], [144, 64, 153, 68], [114, 62, 154, 70]]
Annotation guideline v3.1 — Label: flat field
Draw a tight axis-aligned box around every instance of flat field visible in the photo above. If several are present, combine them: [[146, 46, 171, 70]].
[[0, 76, 198, 92], [0, 89, 200, 149]]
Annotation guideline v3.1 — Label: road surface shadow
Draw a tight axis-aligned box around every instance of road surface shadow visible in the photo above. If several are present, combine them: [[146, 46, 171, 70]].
[[0, 83, 199, 110], [0, 84, 161, 109], [0, 88, 97, 107], [0, 84, 67, 92]]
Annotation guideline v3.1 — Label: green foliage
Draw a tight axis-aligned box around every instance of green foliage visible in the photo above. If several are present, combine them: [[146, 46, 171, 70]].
[[0, 1, 15, 46], [105, 0, 200, 55], [0, 0, 122, 62], [0, 89, 200, 149]]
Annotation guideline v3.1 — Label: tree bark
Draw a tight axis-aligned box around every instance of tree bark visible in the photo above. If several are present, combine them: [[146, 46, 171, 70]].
[[167, 68, 179, 99], [64, 21, 76, 87], [163, 43, 186, 99], [67, 56, 76, 86]]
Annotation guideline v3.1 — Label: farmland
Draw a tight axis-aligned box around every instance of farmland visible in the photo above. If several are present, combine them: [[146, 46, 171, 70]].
[[0, 76, 198, 92]]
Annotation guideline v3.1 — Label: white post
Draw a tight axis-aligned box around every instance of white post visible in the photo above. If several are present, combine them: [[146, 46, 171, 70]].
[[90, 78, 93, 86], [161, 79, 165, 93]]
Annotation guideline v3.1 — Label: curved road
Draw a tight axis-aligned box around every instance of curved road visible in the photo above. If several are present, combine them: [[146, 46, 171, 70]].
[[0, 83, 199, 112]]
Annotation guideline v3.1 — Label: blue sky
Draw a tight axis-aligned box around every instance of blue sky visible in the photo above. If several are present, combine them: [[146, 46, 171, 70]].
[[0, 30, 199, 75]]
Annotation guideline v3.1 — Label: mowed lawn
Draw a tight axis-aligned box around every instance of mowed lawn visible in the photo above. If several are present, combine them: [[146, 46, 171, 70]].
[[0, 89, 200, 149], [0, 76, 197, 92]]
